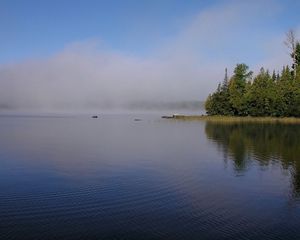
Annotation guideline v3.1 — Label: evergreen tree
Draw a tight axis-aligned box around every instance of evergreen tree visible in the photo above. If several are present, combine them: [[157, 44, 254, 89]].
[[219, 68, 232, 115], [222, 68, 229, 90], [247, 68, 275, 116], [228, 64, 252, 116], [272, 70, 276, 82]]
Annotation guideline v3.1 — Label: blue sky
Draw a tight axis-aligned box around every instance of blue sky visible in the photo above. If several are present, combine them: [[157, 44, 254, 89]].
[[1, 0, 299, 64], [1, 0, 217, 63], [0, 0, 300, 109]]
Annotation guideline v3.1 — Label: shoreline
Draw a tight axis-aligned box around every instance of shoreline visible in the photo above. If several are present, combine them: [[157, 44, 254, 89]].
[[163, 115, 300, 124]]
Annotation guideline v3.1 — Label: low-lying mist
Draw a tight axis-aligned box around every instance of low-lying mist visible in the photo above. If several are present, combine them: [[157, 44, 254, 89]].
[[0, 45, 210, 112]]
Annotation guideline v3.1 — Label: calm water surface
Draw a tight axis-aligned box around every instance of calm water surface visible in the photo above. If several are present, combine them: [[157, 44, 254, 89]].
[[1, 114, 300, 240]]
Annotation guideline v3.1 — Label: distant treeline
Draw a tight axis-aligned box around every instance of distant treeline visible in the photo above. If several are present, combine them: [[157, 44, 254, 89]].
[[205, 31, 300, 117], [126, 101, 204, 110]]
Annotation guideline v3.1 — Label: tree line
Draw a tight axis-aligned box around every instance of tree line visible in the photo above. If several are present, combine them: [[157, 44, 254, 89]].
[[205, 31, 300, 117]]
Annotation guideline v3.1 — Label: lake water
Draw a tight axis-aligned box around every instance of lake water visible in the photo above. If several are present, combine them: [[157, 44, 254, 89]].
[[1, 113, 300, 240]]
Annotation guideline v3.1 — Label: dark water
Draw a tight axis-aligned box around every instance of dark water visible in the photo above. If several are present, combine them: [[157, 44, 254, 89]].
[[1, 114, 300, 240]]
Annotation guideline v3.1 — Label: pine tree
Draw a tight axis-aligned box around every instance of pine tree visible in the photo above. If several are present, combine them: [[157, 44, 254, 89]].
[[229, 64, 252, 116], [272, 70, 276, 82], [222, 68, 229, 90]]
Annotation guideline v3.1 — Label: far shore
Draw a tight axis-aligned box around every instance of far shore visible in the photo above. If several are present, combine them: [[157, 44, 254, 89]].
[[163, 115, 300, 124]]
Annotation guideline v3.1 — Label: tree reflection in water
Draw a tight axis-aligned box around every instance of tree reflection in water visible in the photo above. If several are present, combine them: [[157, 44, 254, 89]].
[[205, 122, 300, 198]]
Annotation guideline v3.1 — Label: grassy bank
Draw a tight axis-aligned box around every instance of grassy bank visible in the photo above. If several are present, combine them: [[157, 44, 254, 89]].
[[168, 115, 300, 124]]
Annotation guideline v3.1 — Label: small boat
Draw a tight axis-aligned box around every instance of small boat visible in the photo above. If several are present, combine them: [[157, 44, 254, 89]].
[[92, 115, 99, 118], [161, 115, 174, 119]]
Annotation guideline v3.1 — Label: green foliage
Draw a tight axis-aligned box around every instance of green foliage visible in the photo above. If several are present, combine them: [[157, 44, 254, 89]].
[[228, 64, 253, 116], [246, 68, 275, 116], [205, 63, 300, 117]]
